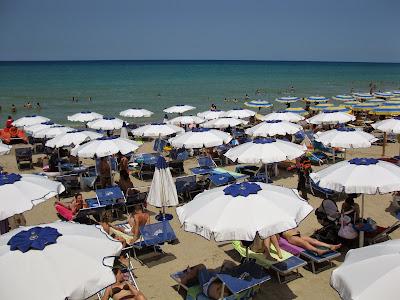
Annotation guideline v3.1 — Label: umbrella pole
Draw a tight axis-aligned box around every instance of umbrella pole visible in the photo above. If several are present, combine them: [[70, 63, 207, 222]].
[[108, 156, 114, 186], [382, 132, 387, 156], [359, 194, 365, 248]]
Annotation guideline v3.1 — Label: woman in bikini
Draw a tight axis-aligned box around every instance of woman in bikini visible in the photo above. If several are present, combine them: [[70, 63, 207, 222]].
[[102, 268, 146, 300], [55, 193, 87, 221], [282, 228, 341, 256]]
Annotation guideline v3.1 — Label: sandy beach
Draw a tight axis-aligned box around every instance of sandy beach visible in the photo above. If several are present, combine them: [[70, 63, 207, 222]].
[[2, 136, 399, 300]]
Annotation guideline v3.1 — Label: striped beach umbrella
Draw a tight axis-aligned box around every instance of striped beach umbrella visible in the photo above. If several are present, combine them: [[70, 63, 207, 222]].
[[322, 106, 350, 113], [275, 96, 300, 104], [375, 91, 394, 99], [332, 95, 355, 101], [305, 96, 329, 103], [370, 106, 400, 116], [342, 101, 361, 108], [353, 92, 374, 101], [366, 98, 385, 103], [244, 100, 273, 109], [351, 102, 380, 111], [284, 107, 307, 114], [310, 103, 334, 111], [384, 100, 400, 106]]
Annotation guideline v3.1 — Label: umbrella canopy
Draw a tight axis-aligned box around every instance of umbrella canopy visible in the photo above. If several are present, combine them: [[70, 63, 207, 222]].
[[310, 103, 334, 111], [0, 142, 11, 155], [87, 117, 124, 130], [322, 107, 350, 113], [383, 101, 400, 106], [13, 115, 50, 128], [71, 136, 141, 158], [33, 125, 74, 139], [169, 128, 232, 148], [315, 127, 377, 148], [393, 90, 400, 96], [119, 108, 153, 118], [25, 121, 58, 134], [168, 115, 205, 125], [370, 106, 400, 116], [306, 112, 356, 125], [375, 91, 394, 99], [332, 95, 355, 101], [365, 98, 385, 103], [45, 130, 103, 148], [222, 108, 256, 119], [176, 182, 313, 241], [276, 96, 300, 103], [343, 101, 361, 108], [0, 173, 65, 221], [201, 117, 248, 129], [310, 158, 400, 194], [197, 110, 225, 120], [245, 120, 302, 137], [372, 117, 400, 134], [304, 96, 329, 103], [163, 104, 195, 114], [0, 222, 122, 300], [353, 93, 374, 101], [67, 111, 103, 122], [244, 100, 273, 108], [224, 138, 306, 164], [284, 107, 307, 114], [331, 240, 400, 300], [147, 156, 179, 208], [131, 123, 184, 138], [262, 111, 305, 122]]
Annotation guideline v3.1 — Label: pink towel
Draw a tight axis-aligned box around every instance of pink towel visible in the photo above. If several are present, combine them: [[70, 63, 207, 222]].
[[278, 237, 304, 256], [55, 204, 74, 221]]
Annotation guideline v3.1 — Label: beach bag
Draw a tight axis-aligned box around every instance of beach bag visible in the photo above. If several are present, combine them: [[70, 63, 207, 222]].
[[338, 215, 358, 240]]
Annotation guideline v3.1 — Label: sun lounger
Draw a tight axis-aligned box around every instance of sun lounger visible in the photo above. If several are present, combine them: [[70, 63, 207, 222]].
[[309, 180, 340, 200], [190, 156, 217, 175], [232, 241, 306, 283], [170, 261, 270, 300], [208, 172, 236, 187], [279, 237, 341, 274], [15, 147, 33, 170], [175, 175, 205, 202]]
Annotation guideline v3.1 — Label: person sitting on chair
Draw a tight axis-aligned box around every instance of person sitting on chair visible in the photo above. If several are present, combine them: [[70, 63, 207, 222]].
[[117, 170, 134, 195], [282, 228, 341, 256], [102, 267, 147, 300], [176, 261, 237, 300], [245, 233, 283, 261], [99, 157, 112, 188], [55, 193, 88, 221], [341, 194, 360, 224], [101, 205, 150, 246]]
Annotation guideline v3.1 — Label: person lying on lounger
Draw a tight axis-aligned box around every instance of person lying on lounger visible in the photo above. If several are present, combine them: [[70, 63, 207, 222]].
[[102, 268, 147, 300], [246, 233, 283, 261], [54, 193, 88, 221], [282, 228, 341, 256], [176, 261, 237, 300], [101, 205, 150, 246]]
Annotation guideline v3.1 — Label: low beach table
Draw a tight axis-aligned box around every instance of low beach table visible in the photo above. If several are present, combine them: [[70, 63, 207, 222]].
[[270, 256, 307, 283]]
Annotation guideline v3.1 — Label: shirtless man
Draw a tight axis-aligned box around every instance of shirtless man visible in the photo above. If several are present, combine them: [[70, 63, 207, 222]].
[[282, 228, 341, 256]]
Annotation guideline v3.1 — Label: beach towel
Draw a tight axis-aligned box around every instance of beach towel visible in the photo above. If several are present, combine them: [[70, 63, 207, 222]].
[[55, 204, 74, 221]]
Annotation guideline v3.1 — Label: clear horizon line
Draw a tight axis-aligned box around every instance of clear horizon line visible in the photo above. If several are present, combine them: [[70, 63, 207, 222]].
[[0, 58, 399, 64]]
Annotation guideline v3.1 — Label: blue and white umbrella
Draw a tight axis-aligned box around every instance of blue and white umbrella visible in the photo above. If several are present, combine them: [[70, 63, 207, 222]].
[[87, 116, 124, 131], [305, 96, 329, 103], [284, 107, 307, 114], [332, 95, 355, 101], [244, 100, 273, 109], [177, 182, 313, 241], [315, 127, 377, 149], [392, 90, 400, 96], [25, 121, 58, 134], [275, 96, 301, 103], [353, 92, 374, 101], [0, 222, 122, 300], [0, 173, 65, 221], [13, 115, 50, 128], [147, 156, 179, 220], [375, 91, 394, 99], [67, 111, 103, 123]]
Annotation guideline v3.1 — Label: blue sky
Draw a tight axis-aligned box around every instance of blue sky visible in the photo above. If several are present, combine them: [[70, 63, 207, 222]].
[[0, 0, 399, 62]]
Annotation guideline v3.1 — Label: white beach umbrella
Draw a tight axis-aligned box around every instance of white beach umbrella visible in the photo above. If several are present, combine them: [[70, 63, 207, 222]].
[[176, 182, 313, 241], [224, 138, 306, 164], [119, 108, 153, 118], [33, 125, 74, 139], [315, 127, 378, 148], [12, 115, 50, 128], [0, 173, 65, 221], [147, 156, 178, 219], [67, 111, 103, 122], [168, 115, 205, 126], [45, 130, 103, 148], [306, 112, 356, 125], [197, 110, 225, 120], [163, 104, 196, 114], [24, 121, 58, 134], [331, 240, 400, 300], [201, 117, 248, 129], [275, 96, 301, 103], [222, 108, 256, 119], [0, 222, 122, 300], [332, 95, 355, 101], [132, 123, 184, 138], [372, 117, 400, 134], [245, 120, 302, 137], [87, 117, 124, 130], [261, 111, 305, 122], [71, 136, 141, 158], [0, 142, 11, 155], [169, 128, 232, 149]]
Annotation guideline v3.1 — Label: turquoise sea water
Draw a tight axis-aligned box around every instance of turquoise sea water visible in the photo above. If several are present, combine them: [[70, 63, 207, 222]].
[[1, 60, 400, 125]]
